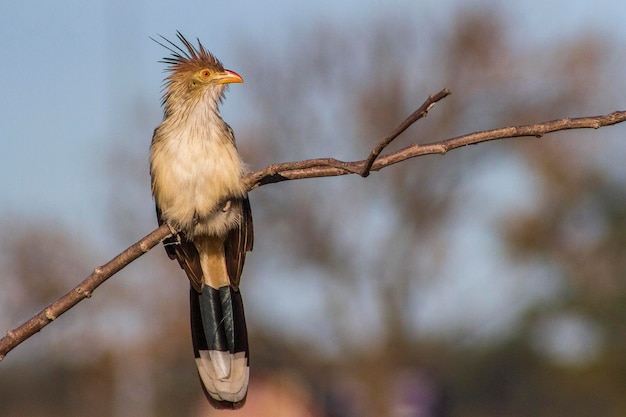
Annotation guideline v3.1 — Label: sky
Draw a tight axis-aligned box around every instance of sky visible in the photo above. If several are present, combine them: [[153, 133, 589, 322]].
[[2, 0, 626, 351], [1, 0, 624, 240]]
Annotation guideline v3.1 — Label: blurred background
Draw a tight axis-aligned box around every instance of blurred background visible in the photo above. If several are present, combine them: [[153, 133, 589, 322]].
[[2, 1, 626, 416]]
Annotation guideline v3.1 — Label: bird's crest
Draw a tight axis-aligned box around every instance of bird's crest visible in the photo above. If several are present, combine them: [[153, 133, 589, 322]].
[[153, 31, 224, 74]]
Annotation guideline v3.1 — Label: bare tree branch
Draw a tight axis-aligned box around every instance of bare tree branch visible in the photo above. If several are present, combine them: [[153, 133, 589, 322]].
[[360, 88, 451, 177], [0, 225, 172, 360], [244, 108, 626, 190], [2, 89, 625, 360]]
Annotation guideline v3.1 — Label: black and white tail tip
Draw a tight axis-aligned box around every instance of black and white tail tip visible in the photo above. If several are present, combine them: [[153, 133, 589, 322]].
[[190, 285, 249, 409]]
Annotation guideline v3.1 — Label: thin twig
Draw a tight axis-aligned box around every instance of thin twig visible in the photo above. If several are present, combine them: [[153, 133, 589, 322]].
[[360, 88, 451, 177]]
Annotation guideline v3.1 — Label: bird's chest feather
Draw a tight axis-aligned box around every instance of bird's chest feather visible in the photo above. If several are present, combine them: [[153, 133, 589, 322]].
[[151, 121, 245, 232]]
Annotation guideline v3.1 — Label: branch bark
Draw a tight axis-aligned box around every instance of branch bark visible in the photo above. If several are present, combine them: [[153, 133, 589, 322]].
[[0, 225, 172, 360], [2, 89, 625, 360], [244, 107, 626, 190]]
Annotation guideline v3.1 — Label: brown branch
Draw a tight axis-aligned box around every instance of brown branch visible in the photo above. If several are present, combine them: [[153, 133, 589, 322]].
[[360, 88, 451, 177], [2, 88, 626, 361], [244, 109, 626, 189], [0, 224, 172, 360]]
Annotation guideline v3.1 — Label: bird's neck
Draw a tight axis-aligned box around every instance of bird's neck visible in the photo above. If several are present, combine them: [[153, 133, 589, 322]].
[[163, 88, 228, 138]]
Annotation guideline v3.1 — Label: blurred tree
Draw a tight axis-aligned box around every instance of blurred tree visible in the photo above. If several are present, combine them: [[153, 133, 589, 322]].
[[235, 8, 625, 417]]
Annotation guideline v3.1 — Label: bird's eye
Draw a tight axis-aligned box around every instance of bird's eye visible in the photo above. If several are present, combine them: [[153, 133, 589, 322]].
[[201, 70, 211, 78]]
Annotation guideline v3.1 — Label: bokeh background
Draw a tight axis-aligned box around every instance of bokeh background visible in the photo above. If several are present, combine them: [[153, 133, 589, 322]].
[[2, 1, 626, 416]]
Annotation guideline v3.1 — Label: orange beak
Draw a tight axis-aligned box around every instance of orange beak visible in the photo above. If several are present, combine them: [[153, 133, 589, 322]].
[[213, 69, 243, 84]]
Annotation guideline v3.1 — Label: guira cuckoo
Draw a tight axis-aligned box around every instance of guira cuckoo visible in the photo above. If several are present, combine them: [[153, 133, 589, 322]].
[[150, 32, 253, 409]]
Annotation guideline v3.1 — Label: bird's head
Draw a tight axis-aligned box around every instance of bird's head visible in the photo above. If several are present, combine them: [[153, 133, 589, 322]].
[[154, 32, 243, 115]]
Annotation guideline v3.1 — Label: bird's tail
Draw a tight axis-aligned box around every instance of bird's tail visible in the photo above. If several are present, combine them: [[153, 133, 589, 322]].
[[190, 285, 249, 409]]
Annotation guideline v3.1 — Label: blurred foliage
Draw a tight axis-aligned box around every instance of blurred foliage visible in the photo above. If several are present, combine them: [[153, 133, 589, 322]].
[[2, 6, 626, 417]]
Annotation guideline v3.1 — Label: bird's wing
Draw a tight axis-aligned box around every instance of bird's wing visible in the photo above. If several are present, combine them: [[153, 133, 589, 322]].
[[157, 207, 204, 292], [224, 196, 254, 290]]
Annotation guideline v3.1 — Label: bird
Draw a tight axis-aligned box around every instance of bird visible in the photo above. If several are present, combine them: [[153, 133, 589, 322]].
[[149, 32, 253, 409]]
